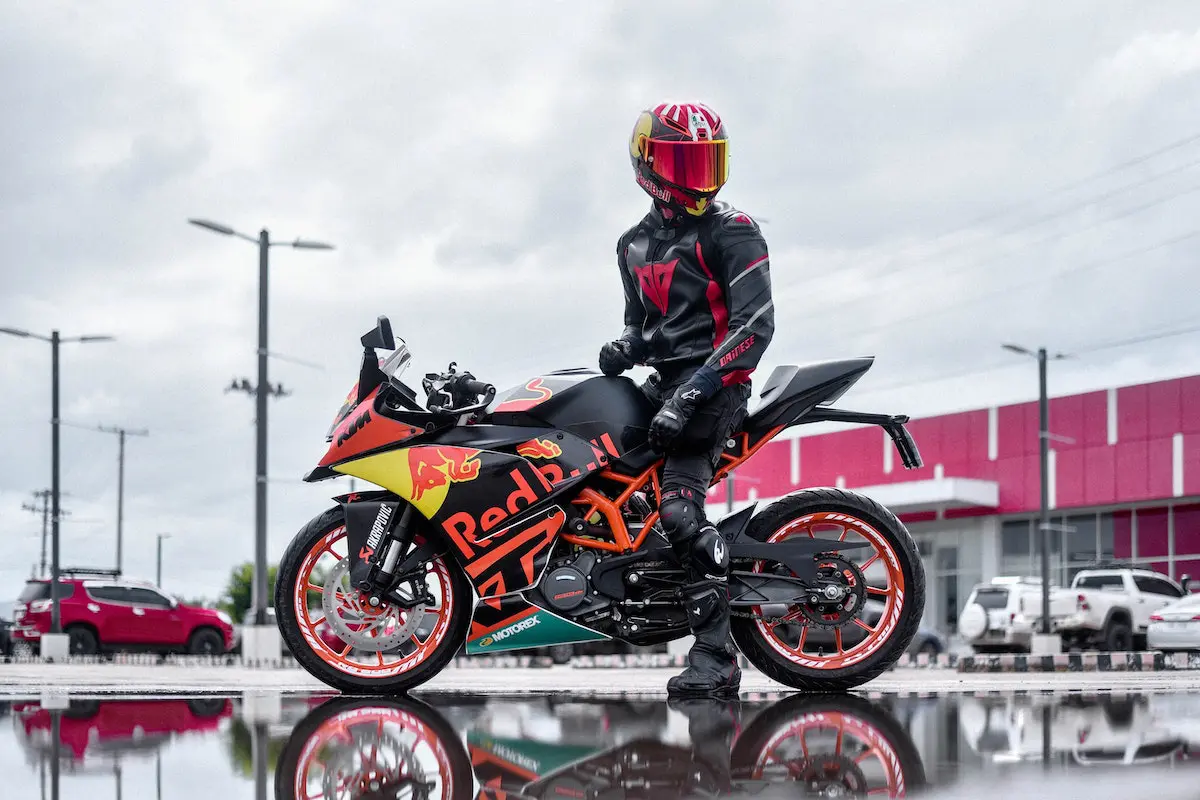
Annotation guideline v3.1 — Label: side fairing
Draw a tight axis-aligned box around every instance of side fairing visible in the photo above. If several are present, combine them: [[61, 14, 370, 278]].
[[318, 388, 423, 468], [333, 446, 563, 597]]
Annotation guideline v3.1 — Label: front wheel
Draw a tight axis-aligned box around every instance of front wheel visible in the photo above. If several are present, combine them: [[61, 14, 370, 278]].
[[730, 488, 925, 692], [275, 506, 473, 694]]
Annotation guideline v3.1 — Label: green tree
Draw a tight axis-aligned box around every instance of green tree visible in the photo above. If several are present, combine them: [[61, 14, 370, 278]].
[[218, 562, 280, 622]]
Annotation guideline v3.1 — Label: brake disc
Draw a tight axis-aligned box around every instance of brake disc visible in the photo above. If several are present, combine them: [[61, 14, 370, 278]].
[[321, 558, 427, 651]]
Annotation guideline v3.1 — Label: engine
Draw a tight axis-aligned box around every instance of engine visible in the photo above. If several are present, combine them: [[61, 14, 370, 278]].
[[534, 550, 610, 616]]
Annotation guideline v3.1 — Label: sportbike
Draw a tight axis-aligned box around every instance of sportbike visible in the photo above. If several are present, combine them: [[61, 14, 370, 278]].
[[275, 315, 926, 693]]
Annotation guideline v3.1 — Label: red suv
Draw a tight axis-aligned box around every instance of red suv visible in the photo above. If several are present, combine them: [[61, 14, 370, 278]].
[[12, 569, 234, 656]]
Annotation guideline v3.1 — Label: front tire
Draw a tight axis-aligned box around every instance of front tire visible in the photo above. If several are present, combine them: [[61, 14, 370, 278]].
[[730, 488, 925, 692], [275, 506, 473, 694], [187, 627, 226, 656]]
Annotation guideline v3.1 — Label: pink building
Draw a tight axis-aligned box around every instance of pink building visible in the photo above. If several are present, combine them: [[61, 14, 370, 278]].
[[713, 373, 1200, 634]]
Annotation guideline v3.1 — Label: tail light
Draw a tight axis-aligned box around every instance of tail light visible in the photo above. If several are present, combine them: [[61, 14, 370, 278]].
[[29, 600, 51, 614], [1010, 613, 1016, 624], [1076, 594, 1090, 611], [1193, 614, 1200, 621], [1151, 614, 1164, 622]]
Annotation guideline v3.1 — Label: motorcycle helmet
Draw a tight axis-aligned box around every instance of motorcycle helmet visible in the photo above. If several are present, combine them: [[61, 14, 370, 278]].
[[629, 102, 729, 217]]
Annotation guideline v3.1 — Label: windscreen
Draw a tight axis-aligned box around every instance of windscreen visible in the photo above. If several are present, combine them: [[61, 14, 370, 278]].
[[17, 581, 73, 602], [973, 588, 1010, 609]]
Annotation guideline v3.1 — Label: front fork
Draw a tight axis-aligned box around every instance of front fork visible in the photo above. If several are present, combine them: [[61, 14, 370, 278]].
[[341, 493, 440, 610]]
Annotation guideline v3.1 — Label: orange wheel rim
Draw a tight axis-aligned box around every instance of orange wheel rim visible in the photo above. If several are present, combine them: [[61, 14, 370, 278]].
[[295, 705, 458, 798], [293, 525, 456, 678], [753, 512, 907, 671], [753, 709, 908, 796]]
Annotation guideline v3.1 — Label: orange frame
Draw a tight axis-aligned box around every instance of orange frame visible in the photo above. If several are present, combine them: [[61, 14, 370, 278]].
[[563, 425, 784, 554]]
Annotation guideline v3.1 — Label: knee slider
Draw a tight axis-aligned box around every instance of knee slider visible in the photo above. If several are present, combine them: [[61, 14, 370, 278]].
[[691, 525, 730, 581], [659, 494, 702, 544]]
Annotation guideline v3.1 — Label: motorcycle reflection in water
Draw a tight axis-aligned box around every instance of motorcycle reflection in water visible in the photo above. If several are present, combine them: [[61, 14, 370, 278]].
[[274, 692, 927, 799]]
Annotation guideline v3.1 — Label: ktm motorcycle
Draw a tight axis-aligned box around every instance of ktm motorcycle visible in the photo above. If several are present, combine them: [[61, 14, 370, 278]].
[[275, 693, 928, 798], [275, 315, 927, 694]]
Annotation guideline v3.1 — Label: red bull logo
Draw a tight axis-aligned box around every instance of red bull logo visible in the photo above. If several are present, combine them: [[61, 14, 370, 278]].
[[408, 447, 481, 502], [516, 438, 562, 459]]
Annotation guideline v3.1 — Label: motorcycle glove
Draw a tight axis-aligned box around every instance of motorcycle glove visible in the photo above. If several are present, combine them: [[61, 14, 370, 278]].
[[599, 339, 636, 376], [648, 367, 722, 451]]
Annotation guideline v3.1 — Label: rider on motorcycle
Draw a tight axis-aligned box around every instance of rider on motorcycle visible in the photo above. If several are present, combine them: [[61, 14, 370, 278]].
[[600, 102, 775, 696]]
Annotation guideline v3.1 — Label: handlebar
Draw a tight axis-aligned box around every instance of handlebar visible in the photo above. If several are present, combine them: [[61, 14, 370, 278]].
[[459, 377, 494, 399]]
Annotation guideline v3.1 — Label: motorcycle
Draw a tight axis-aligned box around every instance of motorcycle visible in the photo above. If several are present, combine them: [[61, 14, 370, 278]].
[[274, 315, 926, 694], [274, 692, 928, 798]]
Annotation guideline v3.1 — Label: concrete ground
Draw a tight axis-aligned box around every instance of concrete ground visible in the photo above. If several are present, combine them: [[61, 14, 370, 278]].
[[4, 662, 1200, 698]]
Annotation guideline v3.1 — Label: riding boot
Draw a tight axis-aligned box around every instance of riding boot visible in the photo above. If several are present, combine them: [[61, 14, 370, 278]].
[[668, 580, 741, 697]]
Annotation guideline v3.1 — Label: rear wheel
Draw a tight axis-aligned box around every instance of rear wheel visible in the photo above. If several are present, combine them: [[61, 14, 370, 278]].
[[66, 625, 99, 656], [730, 489, 925, 692], [275, 506, 472, 694]]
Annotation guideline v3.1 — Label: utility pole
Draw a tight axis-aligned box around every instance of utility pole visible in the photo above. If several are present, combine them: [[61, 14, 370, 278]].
[[156, 533, 171, 588], [92, 425, 149, 575], [22, 490, 70, 577], [188, 218, 333, 631]]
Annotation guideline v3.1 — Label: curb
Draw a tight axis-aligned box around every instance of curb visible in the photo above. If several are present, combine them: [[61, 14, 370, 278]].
[[955, 651, 1200, 672]]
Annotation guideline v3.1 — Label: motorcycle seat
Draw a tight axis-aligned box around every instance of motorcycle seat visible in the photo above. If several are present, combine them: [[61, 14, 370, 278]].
[[742, 357, 875, 437]]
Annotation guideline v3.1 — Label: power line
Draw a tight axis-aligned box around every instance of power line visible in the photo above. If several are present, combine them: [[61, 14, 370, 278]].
[[849, 322, 1200, 400], [772, 133, 1200, 302], [842, 227, 1200, 343], [778, 178, 1200, 304], [1075, 321, 1200, 355]]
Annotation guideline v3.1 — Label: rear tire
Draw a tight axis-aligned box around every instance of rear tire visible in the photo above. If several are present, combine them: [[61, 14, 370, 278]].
[[1103, 621, 1133, 652], [275, 506, 473, 694], [66, 625, 99, 656], [730, 489, 925, 692]]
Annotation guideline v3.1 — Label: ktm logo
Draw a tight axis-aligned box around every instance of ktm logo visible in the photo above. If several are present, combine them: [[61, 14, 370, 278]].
[[336, 410, 371, 447], [634, 260, 677, 315]]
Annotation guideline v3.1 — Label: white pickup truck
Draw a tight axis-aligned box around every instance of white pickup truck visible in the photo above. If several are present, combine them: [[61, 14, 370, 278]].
[[1044, 568, 1190, 651], [959, 568, 1192, 653]]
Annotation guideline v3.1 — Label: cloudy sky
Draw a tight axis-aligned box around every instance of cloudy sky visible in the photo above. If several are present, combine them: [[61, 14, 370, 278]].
[[3, 1, 1200, 604]]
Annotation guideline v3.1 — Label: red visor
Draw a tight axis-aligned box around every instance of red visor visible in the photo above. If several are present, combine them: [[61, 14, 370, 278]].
[[645, 138, 729, 193]]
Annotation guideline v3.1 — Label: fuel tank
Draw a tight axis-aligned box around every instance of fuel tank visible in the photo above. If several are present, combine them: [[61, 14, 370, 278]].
[[486, 369, 658, 473]]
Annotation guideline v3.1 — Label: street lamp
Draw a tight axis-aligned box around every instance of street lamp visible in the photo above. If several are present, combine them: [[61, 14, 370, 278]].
[[1, 327, 114, 644], [156, 533, 171, 588], [1002, 343, 1069, 642], [187, 219, 333, 631]]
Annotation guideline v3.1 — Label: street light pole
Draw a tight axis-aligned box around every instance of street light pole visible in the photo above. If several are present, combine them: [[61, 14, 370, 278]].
[[50, 330, 61, 633], [2, 327, 114, 637], [1037, 347, 1050, 633], [1003, 343, 1068, 638], [254, 229, 270, 626], [188, 218, 333, 629]]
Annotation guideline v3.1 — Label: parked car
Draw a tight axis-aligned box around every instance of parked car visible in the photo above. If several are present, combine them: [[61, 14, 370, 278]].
[[1047, 568, 1189, 651], [960, 568, 1190, 653], [10, 569, 235, 656], [1147, 593, 1200, 653], [958, 576, 1046, 653]]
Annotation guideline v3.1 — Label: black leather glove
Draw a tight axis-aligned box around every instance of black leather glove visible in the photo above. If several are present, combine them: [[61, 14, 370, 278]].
[[599, 340, 636, 376], [648, 384, 706, 452]]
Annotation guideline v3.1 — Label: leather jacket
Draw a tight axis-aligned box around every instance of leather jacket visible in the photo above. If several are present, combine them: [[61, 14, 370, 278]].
[[615, 201, 774, 393]]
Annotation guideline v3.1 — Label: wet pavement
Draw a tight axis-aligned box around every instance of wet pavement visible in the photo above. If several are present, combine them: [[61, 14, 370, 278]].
[[3, 689, 1200, 799]]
